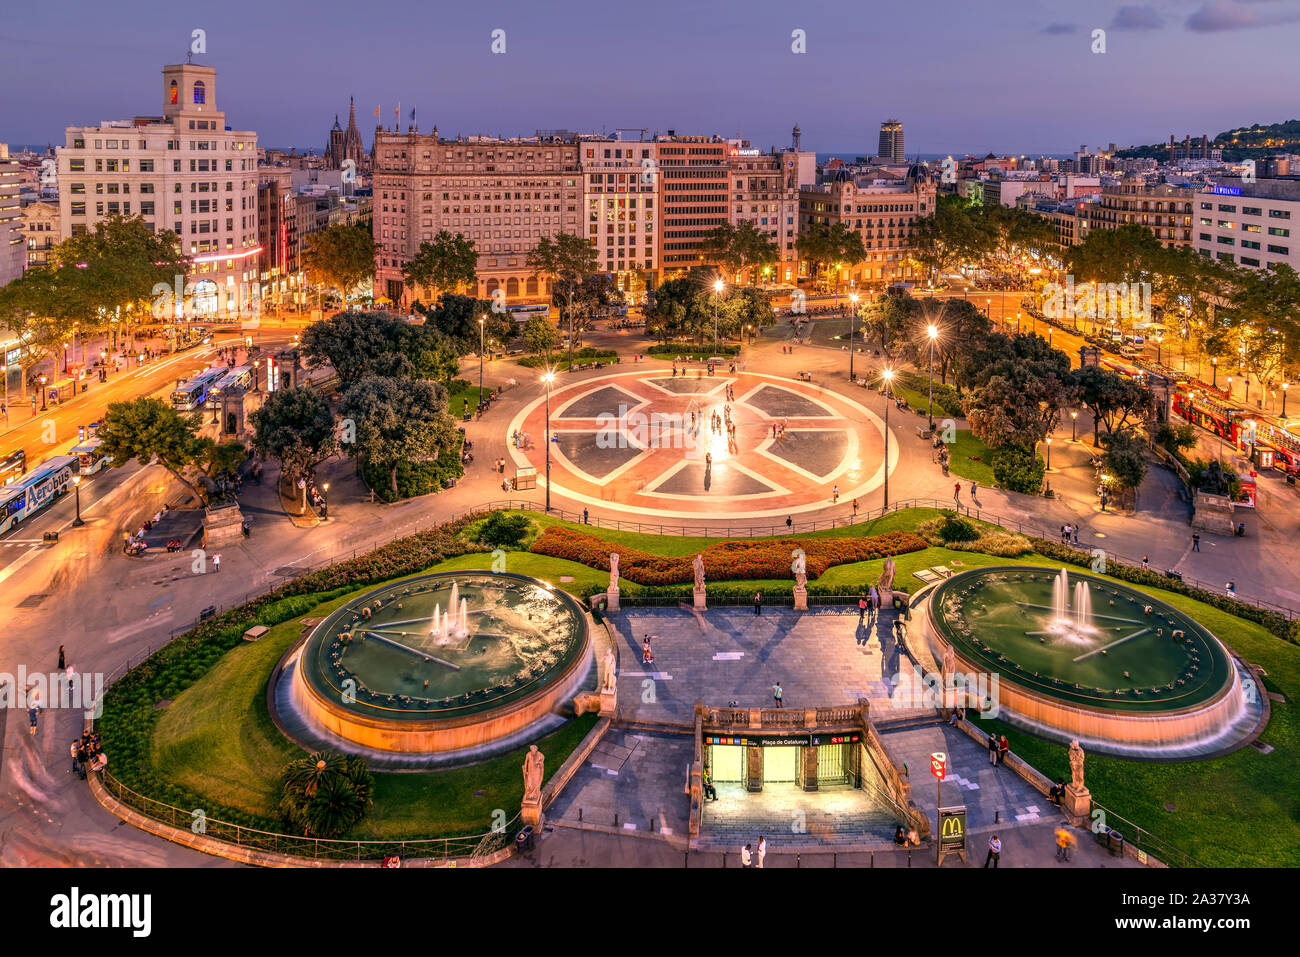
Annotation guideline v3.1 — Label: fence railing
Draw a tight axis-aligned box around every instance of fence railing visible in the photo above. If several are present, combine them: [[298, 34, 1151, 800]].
[[97, 769, 516, 864], [1088, 800, 1206, 869]]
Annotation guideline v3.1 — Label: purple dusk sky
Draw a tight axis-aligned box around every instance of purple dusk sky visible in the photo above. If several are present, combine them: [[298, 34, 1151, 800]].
[[1, 0, 1297, 155]]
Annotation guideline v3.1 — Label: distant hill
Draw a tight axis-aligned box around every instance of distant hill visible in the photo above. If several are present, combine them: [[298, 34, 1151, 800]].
[[1115, 119, 1300, 162]]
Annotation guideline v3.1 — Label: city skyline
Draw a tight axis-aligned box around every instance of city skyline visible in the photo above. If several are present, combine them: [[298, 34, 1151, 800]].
[[3, 0, 1300, 154]]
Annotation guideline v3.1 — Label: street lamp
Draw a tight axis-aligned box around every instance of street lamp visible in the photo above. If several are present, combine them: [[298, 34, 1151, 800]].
[[1046, 436, 1053, 471], [1071, 410, 1078, 442], [321, 482, 329, 519], [926, 323, 938, 431], [1156, 335, 1164, 365], [712, 278, 724, 350], [848, 292, 860, 381], [1211, 357, 1218, 388], [478, 315, 486, 419], [882, 368, 894, 509], [67, 473, 86, 529], [39, 374, 47, 411], [1284, 382, 1290, 418], [986, 298, 991, 320], [1100, 474, 1109, 511], [1015, 312, 1021, 335], [542, 370, 555, 511]]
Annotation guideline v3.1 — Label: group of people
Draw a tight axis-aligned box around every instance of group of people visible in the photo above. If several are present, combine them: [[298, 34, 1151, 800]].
[[739, 836, 768, 868], [641, 633, 657, 664], [893, 825, 921, 847], [298, 472, 326, 515], [1059, 523, 1080, 545], [987, 732, 1010, 765], [931, 436, 952, 474], [70, 729, 107, 779]]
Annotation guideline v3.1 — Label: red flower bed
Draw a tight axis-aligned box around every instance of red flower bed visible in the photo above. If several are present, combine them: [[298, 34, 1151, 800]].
[[529, 527, 927, 585]]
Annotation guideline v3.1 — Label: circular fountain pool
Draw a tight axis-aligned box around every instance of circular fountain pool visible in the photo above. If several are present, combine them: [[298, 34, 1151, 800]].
[[921, 566, 1259, 757], [289, 572, 591, 754]]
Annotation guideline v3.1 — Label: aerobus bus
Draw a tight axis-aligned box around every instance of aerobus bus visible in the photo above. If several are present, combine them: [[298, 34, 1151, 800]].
[[507, 303, 551, 324], [171, 368, 226, 412], [209, 364, 254, 400], [0, 454, 79, 536], [0, 448, 25, 485], [70, 438, 109, 475]]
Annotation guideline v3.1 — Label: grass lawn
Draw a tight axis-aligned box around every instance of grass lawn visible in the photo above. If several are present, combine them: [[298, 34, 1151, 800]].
[[151, 574, 600, 841], [448, 384, 489, 419], [945, 430, 997, 487]]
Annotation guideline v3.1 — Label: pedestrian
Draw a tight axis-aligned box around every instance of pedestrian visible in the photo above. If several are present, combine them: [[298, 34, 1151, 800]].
[[757, 836, 767, 868], [869, 584, 879, 611], [1226, 581, 1235, 598], [1060, 524, 1067, 544], [998, 734, 1009, 764], [984, 833, 1002, 868], [754, 591, 762, 616], [970, 481, 977, 499], [642, 637, 654, 664], [583, 508, 589, 525], [1192, 532, 1201, 552], [1055, 827, 1076, 862], [988, 732, 998, 766], [57, 644, 65, 671], [772, 681, 783, 708], [858, 597, 868, 622], [954, 481, 961, 505], [1141, 555, 1149, 570], [851, 498, 859, 517], [742, 843, 753, 868], [785, 515, 793, 530], [1072, 526, 1079, 545], [832, 484, 839, 503], [26, 683, 41, 736], [702, 767, 718, 801], [212, 553, 221, 572]]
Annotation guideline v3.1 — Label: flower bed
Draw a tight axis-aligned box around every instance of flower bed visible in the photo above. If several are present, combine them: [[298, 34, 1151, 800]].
[[529, 526, 927, 585]]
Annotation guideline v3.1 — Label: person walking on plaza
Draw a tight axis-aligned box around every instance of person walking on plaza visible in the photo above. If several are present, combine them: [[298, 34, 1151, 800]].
[[1055, 827, 1076, 862], [998, 734, 1009, 764], [851, 498, 859, 518], [57, 645, 65, 671], [785, 515, 793, 530], [1192, 532, 1201, 552], [741, 843, 754, 868], [954, 482, 961, 506], [988, 732, 999, 765], [1072, 526, 1079, 545], [970, 481, 978, 500], [772, 681, 783, 708], [984, 833, 1001, 868], [832, 484, 839, 503], [757, 836, 767, 868], [583, 508, 589, 525], [754, 591, 762, 616], [869, 584, 879, 611], [212, 553, 221, 572], [859, 597, 868, 623], [1226, 581, 1235, 598], [1142, 555, 1149, 570], [642, 636, 654, 665]]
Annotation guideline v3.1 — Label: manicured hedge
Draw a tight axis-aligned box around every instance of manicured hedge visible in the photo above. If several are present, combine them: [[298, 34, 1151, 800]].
[[1031, 537, 1300, 645], [516, 348, 618, 369], [530, 526, 927, 585], [646, 343, 742, 357]]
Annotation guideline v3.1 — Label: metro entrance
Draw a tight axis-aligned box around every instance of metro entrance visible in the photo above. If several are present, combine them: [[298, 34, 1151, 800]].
[[703, 732, 863, 791]]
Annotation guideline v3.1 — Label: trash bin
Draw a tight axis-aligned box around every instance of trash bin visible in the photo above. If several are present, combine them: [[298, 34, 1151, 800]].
[[1107, 829, 1125, 857], [1236, 523, 1246, 537], [43, 531, 59, 543], [515, 825, 534, 853]]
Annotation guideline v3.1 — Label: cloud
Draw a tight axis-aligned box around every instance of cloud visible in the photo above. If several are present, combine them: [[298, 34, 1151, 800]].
[[1042, 22, 1078, 34], [1110, 5, 1165, 29], [1185, 0, 1300, 31]]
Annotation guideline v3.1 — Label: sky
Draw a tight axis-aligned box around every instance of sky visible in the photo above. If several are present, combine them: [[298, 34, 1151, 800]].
[[1, 0, 1298, 156]]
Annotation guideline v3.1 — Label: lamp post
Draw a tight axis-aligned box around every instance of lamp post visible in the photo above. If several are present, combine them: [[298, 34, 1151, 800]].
[[882, 368, 894, 509], [321, 482, 329, 519], [542, 370, 555, 511], [1156, 335, 1164, 365], [1099, 474, 1109, 512], [1284, 382, 1290, 418], [712, 278, 724, 351], [1211, 357, 1218, 388], [926, 323, 938, 431], [39, 374, 47, 411], [1071, 410, 1078, 442], [1015, 312, 1021, 335], [1227, 376, 1233, 405], [1046, 436, 1052, 472], [986, 298, 991, 320], [478, 315, 486, 419], [72, 475, 84, 527], [848, 292, 860, 381]]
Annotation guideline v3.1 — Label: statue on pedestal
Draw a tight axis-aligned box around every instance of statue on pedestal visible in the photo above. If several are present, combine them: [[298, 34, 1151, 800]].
[[602, 647, 617, 694], [795, 567, 807, 590], [609, 553, 619, 591], [523, 745, 545, 805], [942, 644, 955, 680], [1069, 738, 1086, 791], [693, 553, 706, 591]]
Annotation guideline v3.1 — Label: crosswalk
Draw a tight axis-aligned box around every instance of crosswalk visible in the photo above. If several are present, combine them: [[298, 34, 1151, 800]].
[[1, 539, 42, 549]]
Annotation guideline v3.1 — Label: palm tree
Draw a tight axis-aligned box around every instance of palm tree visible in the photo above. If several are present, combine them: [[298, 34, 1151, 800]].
[[278, 751, 373, 838]]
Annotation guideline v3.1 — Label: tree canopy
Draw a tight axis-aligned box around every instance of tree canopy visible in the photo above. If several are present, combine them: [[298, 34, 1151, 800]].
[[302, 222, 376, 306]]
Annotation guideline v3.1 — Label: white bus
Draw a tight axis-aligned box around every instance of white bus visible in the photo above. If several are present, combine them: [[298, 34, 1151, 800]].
[[209, 364, 255, 400], [171, 368, 226, 411], [70, 438, 109, 475], [0, 455, 78, 536]]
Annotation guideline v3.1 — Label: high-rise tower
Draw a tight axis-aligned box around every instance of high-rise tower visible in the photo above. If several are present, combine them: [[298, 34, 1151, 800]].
[[878, 119, 905, 163]]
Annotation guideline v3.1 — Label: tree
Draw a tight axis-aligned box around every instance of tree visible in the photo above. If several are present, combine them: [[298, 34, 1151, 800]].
[[0, 269, 73, 398], [1099, 429, 1149, 498], [278, 751, 373, 838], [250, 387, 338, 508], [418, 294, 512, 356], [97, 397, 210, 503], [521, 316, 560, 358], [199, 440, 247, 481], [337, 375, 459, 499], [1222, 263, 1300, 403], [796, 222, 866, 291], [1073, 365, 1155, 445], [702, 221, 779, 284], [401, 231, 478, 306], [302, 222, 376, 307], [300, 311, 411, 385], [526, 233, 599, 368]]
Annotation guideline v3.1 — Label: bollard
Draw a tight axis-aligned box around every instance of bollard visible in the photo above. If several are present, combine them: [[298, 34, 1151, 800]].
[[614, 812, 618, 828], [578, 808, 582, 822], [796, 853, 801, 868], [995, 810, 999, 823]]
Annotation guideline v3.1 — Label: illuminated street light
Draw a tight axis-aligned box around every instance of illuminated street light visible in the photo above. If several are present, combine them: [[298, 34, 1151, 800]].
[[1071, 410, 1078, 442], [478, 316, 486, 418], [926, 323, 939, 431], [882, 368, 894, 509], [712, 278, 724, 349], [72, 475, 84, 527], [848, 292, 861, 381], [542, 370, 555, 511]]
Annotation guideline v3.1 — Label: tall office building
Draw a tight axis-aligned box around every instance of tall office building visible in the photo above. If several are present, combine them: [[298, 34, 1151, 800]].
[[56, 62, 261, 317], [655, 133, 729, 272], [878, 120, 905, 163], [0, 144, 24, 287], [371, 129, 582, 305], [579, 135, 658, 302]]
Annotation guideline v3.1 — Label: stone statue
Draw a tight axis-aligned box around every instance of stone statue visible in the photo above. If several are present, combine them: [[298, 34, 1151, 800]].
[[609, 553, 619, 590], [795, 566, 807, 590], [942, 643, 955, 679], [602, 647, 617, 693], [523, 745, 545, 804], [693, 553, 706, 591], [1068, 739, 1085, 790]]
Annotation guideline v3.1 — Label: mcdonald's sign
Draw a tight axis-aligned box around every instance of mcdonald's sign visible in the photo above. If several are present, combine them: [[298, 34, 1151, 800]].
[[938, 806, 967, 850]]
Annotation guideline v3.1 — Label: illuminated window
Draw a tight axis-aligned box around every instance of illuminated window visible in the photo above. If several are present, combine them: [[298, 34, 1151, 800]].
[[169, 80, 178, 105], [193, 81, 206, 105]]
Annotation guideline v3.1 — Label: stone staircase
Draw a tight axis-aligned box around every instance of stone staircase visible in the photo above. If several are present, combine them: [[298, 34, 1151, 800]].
[[697, 784, 902, 848]]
